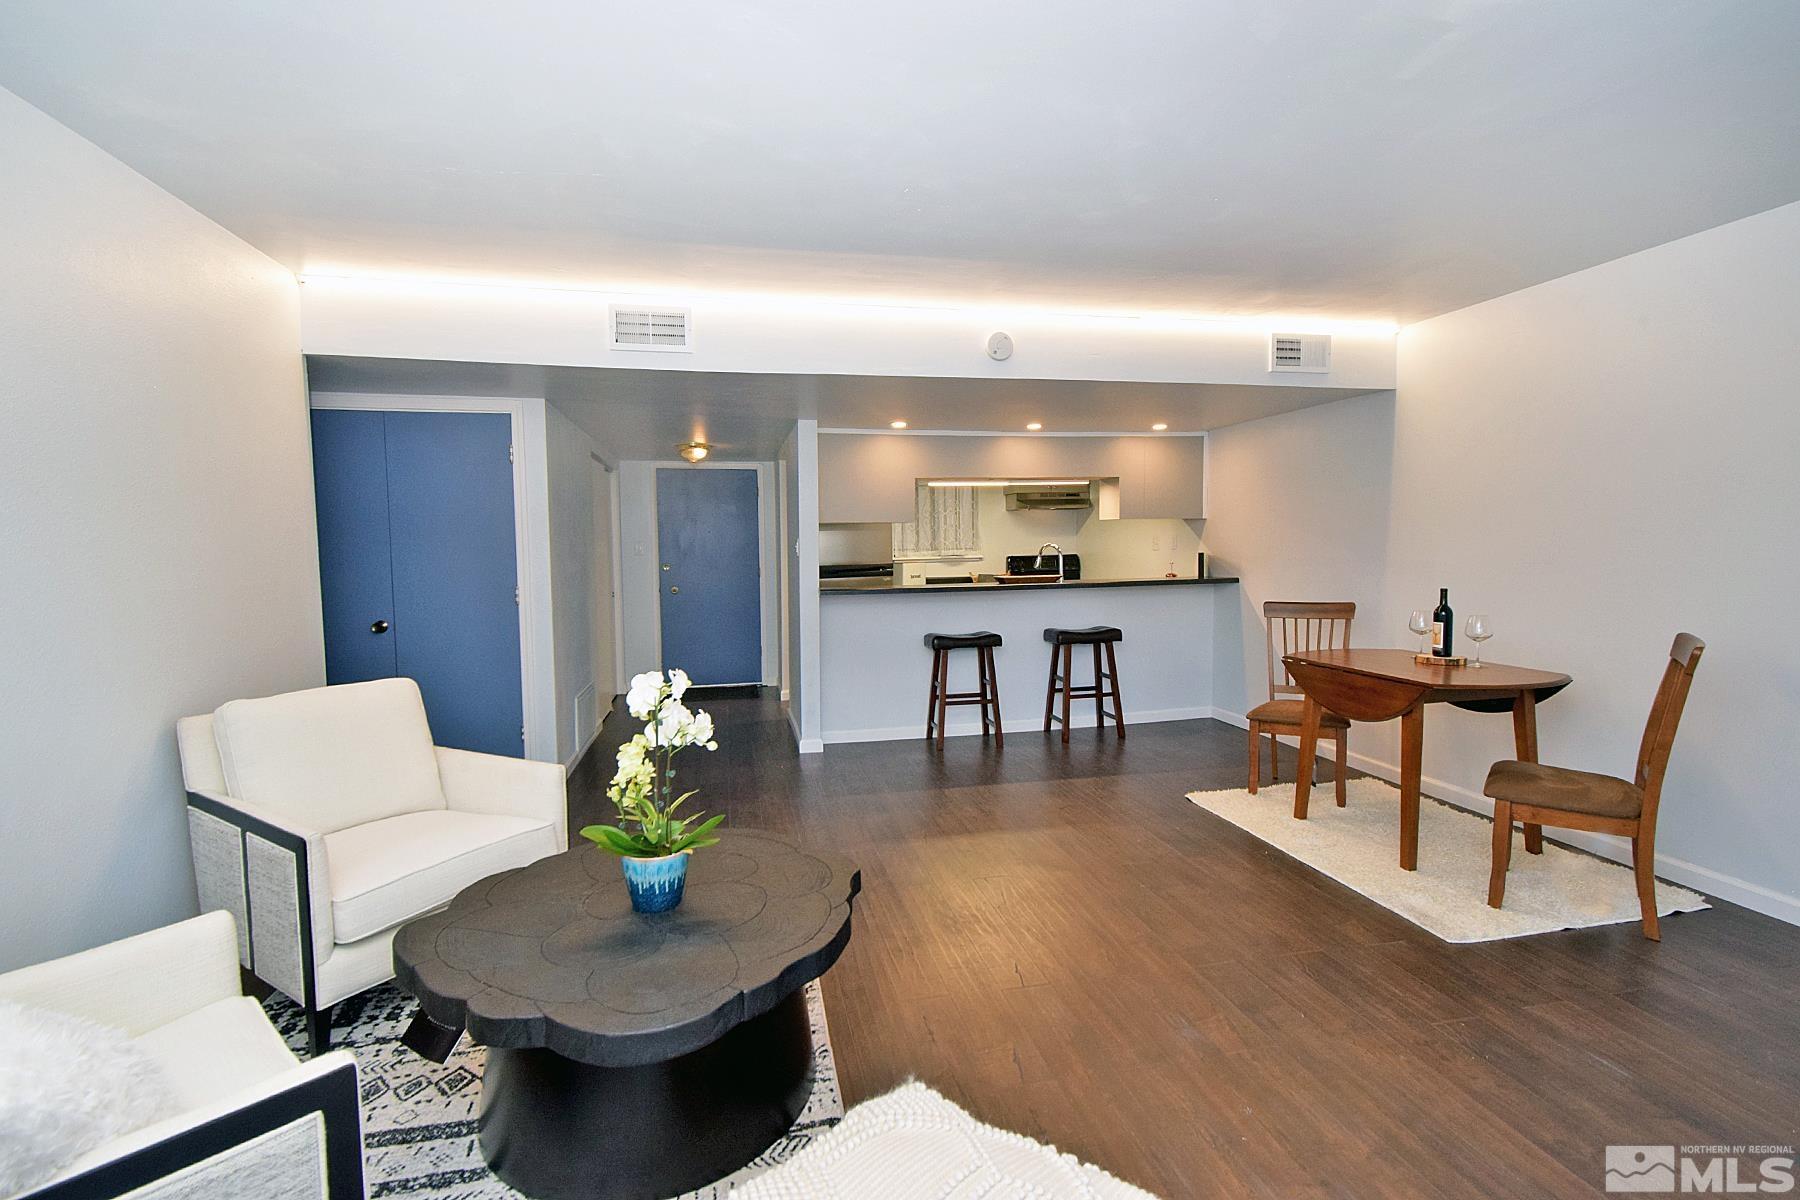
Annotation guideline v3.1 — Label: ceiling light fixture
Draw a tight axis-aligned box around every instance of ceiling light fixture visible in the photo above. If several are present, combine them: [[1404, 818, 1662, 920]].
[[1025, 422, 1043, 431], [889, 420, 908, 429], [1151, 423, 1169, 431], [677, 441, 711, 463]]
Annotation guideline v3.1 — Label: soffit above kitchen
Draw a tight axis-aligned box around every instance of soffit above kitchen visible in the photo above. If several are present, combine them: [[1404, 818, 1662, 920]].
[[304, 356, 1380, 460]]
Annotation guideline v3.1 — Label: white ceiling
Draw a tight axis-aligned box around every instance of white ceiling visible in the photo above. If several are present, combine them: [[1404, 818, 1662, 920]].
[[4, 2, 1798, 325], [306, 356, 1377, 459]]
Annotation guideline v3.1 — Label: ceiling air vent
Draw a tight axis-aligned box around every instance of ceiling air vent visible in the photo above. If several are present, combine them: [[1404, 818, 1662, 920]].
[[610, 305, 692, 352], [1268, 333, 1331, 373]]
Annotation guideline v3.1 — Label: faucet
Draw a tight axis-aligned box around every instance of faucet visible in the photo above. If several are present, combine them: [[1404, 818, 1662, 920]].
[[1034, 542, 1064, 581]]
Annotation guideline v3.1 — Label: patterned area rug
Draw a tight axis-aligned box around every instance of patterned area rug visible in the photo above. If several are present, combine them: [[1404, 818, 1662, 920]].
[[1188, 778, 1709, 942], [263, 982, 843, 1199]]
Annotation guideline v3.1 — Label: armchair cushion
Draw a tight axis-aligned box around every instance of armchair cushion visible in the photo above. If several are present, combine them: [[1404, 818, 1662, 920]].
[[323, 810, 560, 944], [131, 997, 299, 1112], [0, 1003, 175, 1197], [213, 678, 446, 834]]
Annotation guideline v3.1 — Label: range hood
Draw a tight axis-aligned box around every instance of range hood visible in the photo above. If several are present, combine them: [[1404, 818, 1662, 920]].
[[1004, 483, 1092, 511]]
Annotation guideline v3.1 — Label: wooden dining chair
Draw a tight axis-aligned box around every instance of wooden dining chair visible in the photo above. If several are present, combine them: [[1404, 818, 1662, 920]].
[[1248, 601, 1354, 804], [1484, 633, 1705, 940]]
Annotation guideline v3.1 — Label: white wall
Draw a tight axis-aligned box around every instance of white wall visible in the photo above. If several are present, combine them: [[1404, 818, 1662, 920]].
[[616, 460, 782, 685], [0, 89, 323, 969], [591, 455, 621, 703], [781, 423, 824, 752], [546, 401, 598, 766], [1207, 200, 1800, 923]]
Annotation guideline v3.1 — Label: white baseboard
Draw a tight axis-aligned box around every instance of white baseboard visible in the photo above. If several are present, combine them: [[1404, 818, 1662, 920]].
[[1209, 708, 1800, 927], [786, 704, 825, 754], [821, 705, 1213, 746]]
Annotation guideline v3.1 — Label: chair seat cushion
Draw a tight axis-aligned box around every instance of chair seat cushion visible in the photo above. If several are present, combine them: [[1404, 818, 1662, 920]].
[[324, 810, 561, 943], [925, 631, 1002, 650], [131, 996, 297, 1111], [731, 1080, 1159, 1199], [1247, 699, 1350, 729], [1044, 626, 1123, 645], [1483, 759, 1644, 820], [212, 678, 446, 834]]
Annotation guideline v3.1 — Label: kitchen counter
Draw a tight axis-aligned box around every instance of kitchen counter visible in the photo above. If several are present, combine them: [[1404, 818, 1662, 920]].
[[821, 575, 1238, 595], [817, 575, 1237, 745]]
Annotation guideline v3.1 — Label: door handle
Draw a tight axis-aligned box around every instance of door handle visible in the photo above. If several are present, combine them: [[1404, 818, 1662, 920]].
[[371, 620, 390, 634], [668, 586, 680, 595]]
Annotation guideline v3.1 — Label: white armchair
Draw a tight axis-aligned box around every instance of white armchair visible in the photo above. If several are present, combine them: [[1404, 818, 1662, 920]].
[[176, 678, 567, 1054], [0, 912, 362, 1199]]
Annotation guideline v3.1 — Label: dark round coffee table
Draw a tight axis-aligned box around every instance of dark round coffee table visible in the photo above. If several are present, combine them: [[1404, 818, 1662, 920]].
[[393, 829, 860, 1200]]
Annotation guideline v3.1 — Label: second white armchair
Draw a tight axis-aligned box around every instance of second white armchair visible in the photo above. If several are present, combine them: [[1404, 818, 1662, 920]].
[[177, 677, 567, 1055]]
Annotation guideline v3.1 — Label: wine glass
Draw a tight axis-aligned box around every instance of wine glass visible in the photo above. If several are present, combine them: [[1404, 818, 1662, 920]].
[[1466, 614, 1493, 668], [1408, 610, 1430, 655]]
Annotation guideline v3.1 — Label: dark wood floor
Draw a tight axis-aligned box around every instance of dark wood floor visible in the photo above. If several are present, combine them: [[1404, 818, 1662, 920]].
[[571, 690, 1800, 1199]]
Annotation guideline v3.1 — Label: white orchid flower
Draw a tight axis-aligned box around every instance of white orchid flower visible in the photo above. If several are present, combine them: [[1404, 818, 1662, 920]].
[[625, 671, 665, 720], [668, 668, 691, 700], [657, 701, 694, 745]]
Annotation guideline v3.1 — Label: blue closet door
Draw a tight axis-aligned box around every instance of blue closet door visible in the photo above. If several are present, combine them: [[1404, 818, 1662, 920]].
[[383, 412, 524, 757], [311, 410, 398, 683], [311, 409, 524, 758], [656, 467, 762, 685]]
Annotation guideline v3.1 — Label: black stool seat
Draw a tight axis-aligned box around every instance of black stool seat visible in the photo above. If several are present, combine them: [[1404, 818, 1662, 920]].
[[925, 631, 1003, 651], [1044, 626, 1123, 645]]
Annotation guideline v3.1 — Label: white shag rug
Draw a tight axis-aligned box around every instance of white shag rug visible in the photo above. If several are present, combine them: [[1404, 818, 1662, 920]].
[[731, 1080, 1160, 1199], [264, 981, 842, 1199], [1187, 777, 1709, 942]]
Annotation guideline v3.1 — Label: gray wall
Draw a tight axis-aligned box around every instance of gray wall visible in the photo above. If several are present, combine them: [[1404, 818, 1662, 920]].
[[1207, 200, 1800, 924], [0, 88, 324, 969], [546, 401, 598, 766]]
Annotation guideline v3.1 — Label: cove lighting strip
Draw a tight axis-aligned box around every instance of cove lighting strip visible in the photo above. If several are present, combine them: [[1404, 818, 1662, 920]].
[[297, 271, 1400, 338]]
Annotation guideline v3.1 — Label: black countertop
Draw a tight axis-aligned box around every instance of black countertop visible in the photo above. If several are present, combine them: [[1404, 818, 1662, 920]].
[[820, 575, 1239, 596]]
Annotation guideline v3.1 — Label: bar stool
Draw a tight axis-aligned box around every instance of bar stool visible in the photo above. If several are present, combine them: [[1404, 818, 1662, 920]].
[[924, 632, 1004, 749], [1042, 626, 1126, 743]]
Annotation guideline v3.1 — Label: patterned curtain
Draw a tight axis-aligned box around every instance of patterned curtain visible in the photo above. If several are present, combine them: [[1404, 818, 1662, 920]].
[[892, 484, 980, 557]]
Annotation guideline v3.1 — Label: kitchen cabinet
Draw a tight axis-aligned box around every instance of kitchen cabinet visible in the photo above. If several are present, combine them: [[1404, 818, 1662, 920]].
[[817, 432, 1205, 523]]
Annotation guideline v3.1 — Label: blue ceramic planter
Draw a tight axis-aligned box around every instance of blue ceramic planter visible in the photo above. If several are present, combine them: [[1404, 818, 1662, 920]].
[[621, 851, 689, 913]]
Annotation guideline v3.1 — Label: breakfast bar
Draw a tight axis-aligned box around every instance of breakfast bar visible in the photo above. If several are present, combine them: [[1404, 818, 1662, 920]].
[[818, 576, 1238, 744]]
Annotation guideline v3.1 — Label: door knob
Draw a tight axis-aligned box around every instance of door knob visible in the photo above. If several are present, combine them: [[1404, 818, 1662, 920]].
[[371, 620, 390, 634], [668, 586, 680, 595]]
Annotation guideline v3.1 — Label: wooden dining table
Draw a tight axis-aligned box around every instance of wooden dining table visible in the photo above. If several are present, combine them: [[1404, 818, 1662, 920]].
[[1282, 648, 1572, 870]]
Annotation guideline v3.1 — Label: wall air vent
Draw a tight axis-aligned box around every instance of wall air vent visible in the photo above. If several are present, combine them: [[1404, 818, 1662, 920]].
[[610, 305, 692, 352], [1268, 333, 1331, 373]]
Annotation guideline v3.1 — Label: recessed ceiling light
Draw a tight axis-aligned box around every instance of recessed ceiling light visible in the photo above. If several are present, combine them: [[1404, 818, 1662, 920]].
[[889, 420, 908, 429], [1151, 423, 1169, 431], [1025, 422, 1043, 431], [677, 441, 711, 463]]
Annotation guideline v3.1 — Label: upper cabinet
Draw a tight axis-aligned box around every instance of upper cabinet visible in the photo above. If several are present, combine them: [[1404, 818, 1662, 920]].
[[817, 432, 1205, 523]]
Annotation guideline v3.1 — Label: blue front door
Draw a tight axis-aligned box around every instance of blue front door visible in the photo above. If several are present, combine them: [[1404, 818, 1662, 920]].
[[656, 467, 762, 685], [312, 410, 397, 684], [311, 409, 525, 757]]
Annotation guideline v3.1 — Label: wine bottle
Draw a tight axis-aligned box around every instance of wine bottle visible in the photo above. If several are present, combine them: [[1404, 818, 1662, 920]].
[[1432, 588, 1454, 658]]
